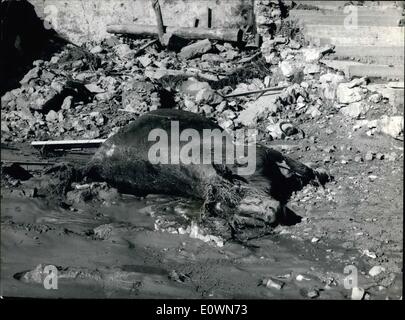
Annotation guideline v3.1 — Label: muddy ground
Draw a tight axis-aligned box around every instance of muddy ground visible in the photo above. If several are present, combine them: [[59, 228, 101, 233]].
[[1, 107, 402, 299]]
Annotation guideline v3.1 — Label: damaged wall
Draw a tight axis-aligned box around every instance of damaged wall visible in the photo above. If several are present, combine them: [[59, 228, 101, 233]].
[[28, 0, 255, 44]]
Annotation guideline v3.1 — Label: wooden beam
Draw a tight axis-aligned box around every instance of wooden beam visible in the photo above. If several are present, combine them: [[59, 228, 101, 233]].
[[31, 139, 106, 149], [151, 0, 165, 46], [107, 24, 243, 43]]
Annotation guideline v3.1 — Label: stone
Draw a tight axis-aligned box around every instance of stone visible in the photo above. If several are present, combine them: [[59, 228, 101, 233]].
[[304, 63, 320, 74], [61, 96, 73, 110], [178, 39, 212, 60], [85, 83, 105, 93], [378, 115, 403, 139], [337, 83, 363, 104], [354, 156, 363, 163], [351, 287, 365, 300], [365, 151, 374, 161], [114, 44, 133, 58], [280, 60, 296, 78], [301, 48, 322, 63], [20, 67, 40, 85], [369, 266, 385, 277], [45, 110, 59, 123], [306, 105, 321, 118], [180, 79, 211, 97], [307, 289, 319, 298], [264, 278, 285, 290], [340, 102, 370, 119], [288, 40, 301, 49], [375, 153, 384, 160], [137, 55, 152, 67], [387, 81, 404, 89], [347, 77, 368, 88], [368, 93, 382, 103], [195, 88, 223, 105], [220, 50, 239, 61], [237, 94, 278, 127], [90, 45, 103, 54], [1, 122, 10, 132]]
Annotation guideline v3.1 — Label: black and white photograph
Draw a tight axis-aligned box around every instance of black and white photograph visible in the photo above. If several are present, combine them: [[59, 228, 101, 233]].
[[0, 0, 403, 304]]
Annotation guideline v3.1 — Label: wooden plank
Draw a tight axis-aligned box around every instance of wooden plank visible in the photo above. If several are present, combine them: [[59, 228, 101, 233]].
[[31, 139, 106, 149]]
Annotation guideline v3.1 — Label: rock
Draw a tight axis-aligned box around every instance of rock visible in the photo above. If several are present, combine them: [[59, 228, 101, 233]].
[[264, 278, 285, 290], [84, 83, 105, 93], [280, 60, 297, 78], [301, 48, 322, 63], [365, 151, 375, 161], [90, 45, 103, 54], [45, 110, 59, 123], [237, 94, 278, 127], [178, 39, 212, 60], [195, 88, 223, 105], [199, 104, 213, 116], [348, 77, 368, 88], [306, 105, 321, 118], [368, 93, 382, 103], [336, 83, 363, 104], [137, 55, 152, 67], [307, 289, 319, 298], [94, 224, 113, 240], [114, 44, 133, 58], [387, 81, 404, 89], [375, 153, 384, 160], [378, 115, 403, 139], [369, 266, 386, 277], [61, 96, 73, 110], [304, 63, 320, 74], [20, 67, 40, 85], [180, 79, 211, 97], [340, 102, 370, 119], [354, 156, 363, 163], [351, 287, 365, 300], [220, 49, 239, 61], [288, 40, 302, 49], [83, 128, 100, 139], [1, 122, 10, 132]]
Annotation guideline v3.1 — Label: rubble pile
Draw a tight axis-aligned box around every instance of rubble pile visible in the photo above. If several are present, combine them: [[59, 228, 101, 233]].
[[1, 2, 403, 145]]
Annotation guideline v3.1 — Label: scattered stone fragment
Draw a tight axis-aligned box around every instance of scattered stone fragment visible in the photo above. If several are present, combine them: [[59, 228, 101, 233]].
[[369, 266, 385, 277], [264, 278, 285, 290], [354, 156, 363, 163], [365, 151, 375, 161], [347, 77, 368, 88], [307, 289, 319, 298], [340, 102, 370, 119], [336, 83, 363, 104], [178, 39, 212, 60]]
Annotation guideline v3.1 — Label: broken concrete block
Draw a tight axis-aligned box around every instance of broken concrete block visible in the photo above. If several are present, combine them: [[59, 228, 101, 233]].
[[378, 115, 404, 139], [348, 77, 368, 88], [340, 102, 370, 119], [137, 55, 152, 67], [180, 79, 211, 97], [178, 39, 212, 60], [20, 67, 40, 85], [336, 83, 364, 104], [45, 110, 59, 123], [369, 266, 385, 277], [237, 94, 279, 127]]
